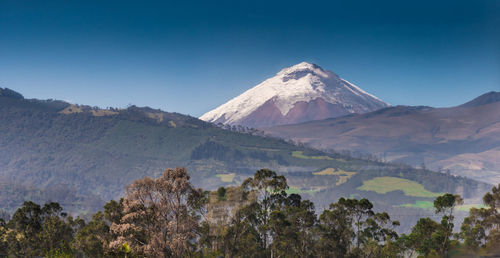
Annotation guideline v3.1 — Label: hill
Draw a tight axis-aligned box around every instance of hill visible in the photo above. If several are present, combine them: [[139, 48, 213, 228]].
[[263, 92, 500, 184], [0, 88, 491, 231]]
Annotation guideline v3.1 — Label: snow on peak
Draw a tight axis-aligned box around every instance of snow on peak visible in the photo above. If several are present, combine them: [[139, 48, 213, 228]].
[[278, 62, 318, 74], [200, 62, 389, 126], [277, 62, 334, 80]]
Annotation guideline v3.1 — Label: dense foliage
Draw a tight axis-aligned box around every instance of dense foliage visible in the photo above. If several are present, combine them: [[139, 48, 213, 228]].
[[0, 93, 490, 234], [1, 168, 499, 257]]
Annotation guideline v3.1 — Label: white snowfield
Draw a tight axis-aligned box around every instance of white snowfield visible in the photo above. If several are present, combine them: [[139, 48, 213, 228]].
[[200, 62, 389, 125]]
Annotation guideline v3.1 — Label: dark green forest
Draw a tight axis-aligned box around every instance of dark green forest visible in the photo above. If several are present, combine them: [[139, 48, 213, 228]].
[[0, 90, 492, 233], [1, 168, 499, 257]]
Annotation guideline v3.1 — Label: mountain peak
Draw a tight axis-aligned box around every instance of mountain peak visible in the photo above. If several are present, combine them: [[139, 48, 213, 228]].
[[200, 63, 388, 128], [279, 62, 318, 73], [460, 91, 500, 107], [277, 62, 336, 81]]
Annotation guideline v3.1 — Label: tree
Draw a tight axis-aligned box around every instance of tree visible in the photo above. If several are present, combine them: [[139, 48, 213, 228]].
[[460, 208, 487, 253], [460, 184, 500, 255], [222, 202, 265, 257], [361, 212, 400, 257], [39, 202, 76, 256], [268, 194, 317, 257], [0, 218, 8, 257], [404, 193, 463, 257], [216, 187, 227, 201], [345, 198, 375, 250], [405, 217, 441, 256], [316, 200, 354, 257], [211, 169, 288, 257], [241, 168, 288, 252], [74, 199, 125, 257], [214, 169, 319, 257], [433, 193, 463, 256], [74, 211, 110, 257], [5, 201, 77, 257], [316, 197, 399, 257], [198, 185, 256, 257], [109, 167, 206, 258], [7, 201, 43, 256], [282, 195, 317, 257]]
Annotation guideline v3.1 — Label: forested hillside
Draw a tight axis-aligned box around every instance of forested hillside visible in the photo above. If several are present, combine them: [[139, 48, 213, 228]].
[[0, 89, 491, 232]]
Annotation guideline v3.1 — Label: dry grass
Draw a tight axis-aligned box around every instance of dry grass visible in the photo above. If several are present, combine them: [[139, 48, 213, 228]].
[[59, 104, 118, 116], [292, 151, 333, 160], [91, 109, 118, 116], [59, 104, 83, 114], [145, 112, 164, 122], [313, 168, 356, 185], [216, 173, 235, 183]]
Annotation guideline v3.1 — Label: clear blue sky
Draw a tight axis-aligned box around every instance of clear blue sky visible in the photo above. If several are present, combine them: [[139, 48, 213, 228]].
[[1, 0, 499, 117]]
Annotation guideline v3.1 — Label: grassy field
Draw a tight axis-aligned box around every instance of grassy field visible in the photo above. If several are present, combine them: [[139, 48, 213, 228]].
[[292, 151, 333, 160], [216, 173, 235, 183], [456, 204, 487, 211], [241, 146, 281, 152], [313, 168, 356, 185], [401, 201, 485, 211], [401, 201, 434, 209], [358, 177, 443, 198], [286, 186, 321, 196]]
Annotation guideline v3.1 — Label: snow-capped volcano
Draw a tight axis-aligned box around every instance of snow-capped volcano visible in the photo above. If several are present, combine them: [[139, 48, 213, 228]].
[[200, 62, 389, 128]]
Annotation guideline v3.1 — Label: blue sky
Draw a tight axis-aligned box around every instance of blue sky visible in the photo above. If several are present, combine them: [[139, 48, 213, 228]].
[[1, 0, 499, 117]]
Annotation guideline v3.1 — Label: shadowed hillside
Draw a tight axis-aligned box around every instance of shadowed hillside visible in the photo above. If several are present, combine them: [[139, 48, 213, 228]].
[[264, 92, 500, 184]]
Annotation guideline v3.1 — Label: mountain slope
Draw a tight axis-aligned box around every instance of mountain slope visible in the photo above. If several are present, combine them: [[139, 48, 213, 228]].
[[0, 89, 490, 231], [200, 62, 389, 127], [263, 92, 500, 183]]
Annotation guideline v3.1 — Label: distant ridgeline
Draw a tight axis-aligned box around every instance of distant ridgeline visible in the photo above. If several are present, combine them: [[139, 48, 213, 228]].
[[263, 91, 500, 185], [0, 88, 492, 232], [0, 88, 24, 99]]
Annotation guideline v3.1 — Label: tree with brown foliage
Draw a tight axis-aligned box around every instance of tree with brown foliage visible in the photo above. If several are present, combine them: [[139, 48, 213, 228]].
[[109, 167, 207, 258]]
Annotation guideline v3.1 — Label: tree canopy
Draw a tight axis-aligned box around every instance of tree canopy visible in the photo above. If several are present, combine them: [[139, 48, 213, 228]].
[[0, 167, 499, 257]]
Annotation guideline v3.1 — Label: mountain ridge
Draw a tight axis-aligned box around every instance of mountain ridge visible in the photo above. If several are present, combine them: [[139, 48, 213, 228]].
[[263, 91, 500, 184], [460, 91, 500, 107], [0, 88, 24, 99]]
